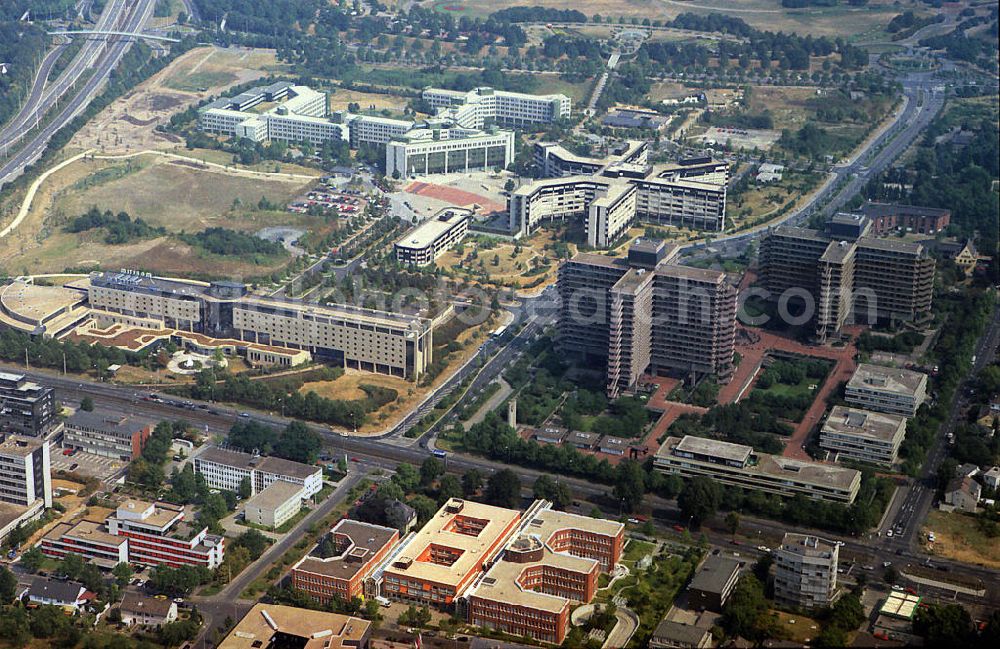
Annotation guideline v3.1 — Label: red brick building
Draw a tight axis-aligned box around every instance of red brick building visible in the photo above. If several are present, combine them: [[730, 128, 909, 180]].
[[290, 519, 399, 603], [862, 202, 951, 236]]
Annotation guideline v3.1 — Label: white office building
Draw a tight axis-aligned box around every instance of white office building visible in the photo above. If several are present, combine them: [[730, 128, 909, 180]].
[[820, 406, 907, 466], [198, 83, 348, 146], [845, 364, 928, 417], [385, 127, 514, 178], [774, 534, 839, 609], [422, 87, 571, 128], [394, 209, 471, 266], [193, 447, 323, 498]]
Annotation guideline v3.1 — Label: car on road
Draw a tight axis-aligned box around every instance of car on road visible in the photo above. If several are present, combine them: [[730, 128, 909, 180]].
[[69, 463, 79, 471], [757, 546, 771, 553], [886, 529, 893, 537], [891, 585, 904, 592], [883, 561, 892, 568], [239, 412, 250, 418]]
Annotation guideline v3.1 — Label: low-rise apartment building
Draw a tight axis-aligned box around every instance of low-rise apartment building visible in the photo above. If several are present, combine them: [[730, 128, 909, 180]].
[[654, 435, 862, 503], [861, 202, 951, 236], [242, 480, 304, 529], [820, 406, 907, 466], [0, 372, 57, 437], [219, 604, 371, 649], [41, 499, 225, 569], [687, 555, 742, 612], [193, 446, 323, 499], [394, 209, 471, 266], [845, 364, 928, 417], [291, 519, 400, 603], [62, 412, 152, 461], [465, 502, 624, 645], [774, 533, 839, 609]]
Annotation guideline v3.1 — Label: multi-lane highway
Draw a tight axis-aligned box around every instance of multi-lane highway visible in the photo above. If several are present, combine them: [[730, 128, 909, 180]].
[[0, 0, 158, 189]]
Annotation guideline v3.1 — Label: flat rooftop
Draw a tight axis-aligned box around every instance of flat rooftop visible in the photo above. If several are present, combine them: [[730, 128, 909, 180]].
[[0, 281, 85, 323], [689, 555, 741, 594], [395, 209, 470, 251], [294, 519, 398, 581], [219, 604, 370, 649], [659, 436, 861, 492], [471, 537, 595, 613], [822, 406, 906, 442], [780, 533, 838, 557], [528, 508, 624, 544], [196, 446, 320, 481], [65, 411, 151, 434], [847, 364, 927, 397], [245, 480, 303, 510], [386, 498, 520, 589], [238, 294, 430, 332], [671, 435, 752, 465], [0, 435, 44, 457]]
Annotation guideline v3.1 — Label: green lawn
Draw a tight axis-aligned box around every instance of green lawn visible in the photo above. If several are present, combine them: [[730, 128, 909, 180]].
[[754, 377, 819, 400]]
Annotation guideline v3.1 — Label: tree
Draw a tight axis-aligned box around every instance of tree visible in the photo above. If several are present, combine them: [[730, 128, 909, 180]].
[[238, 475, 252, 499], [462, 469, 484, 496], [883, 565, 898, 585], [725, 511, 741, 538], [437, 474, 462, 503], [914, 603, 974, 645], [533, 474, 573, 509], [721, 575, 769, 641], [19, 546, 45, 572], [485, 469, 522, 508], [275, 421, 322, 463], [80, 396, 94, 411], [678, 477, 722, 526], [0, 565, 17, 602], [233, 529, 270, 557], [419, 456, 444, 487], [613, 460, 646, 512], [112, 562, 133, 587], [409, 495, 439, 525], [393, 463, 420, 492]]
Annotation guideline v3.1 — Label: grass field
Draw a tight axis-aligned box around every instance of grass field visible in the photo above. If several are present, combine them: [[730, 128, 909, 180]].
[[161, 47, 287, 93], [419, 0, 912, 37], [56, 158, 311, 232], [0, 155, 318, 278], [924, 510, 1000, 570], [300, 371, 411, 403]]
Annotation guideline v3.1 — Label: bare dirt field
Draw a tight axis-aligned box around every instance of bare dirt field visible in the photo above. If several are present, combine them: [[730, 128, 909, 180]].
[[55, 156, 311, 230], [73, 46, 287, 154]]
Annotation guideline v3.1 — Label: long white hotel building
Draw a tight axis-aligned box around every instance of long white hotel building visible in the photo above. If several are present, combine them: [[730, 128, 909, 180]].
[[422, 87, 571, 129]]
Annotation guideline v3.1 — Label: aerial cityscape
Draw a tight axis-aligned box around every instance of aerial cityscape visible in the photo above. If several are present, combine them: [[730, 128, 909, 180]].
[[0, 1, 997, 648]]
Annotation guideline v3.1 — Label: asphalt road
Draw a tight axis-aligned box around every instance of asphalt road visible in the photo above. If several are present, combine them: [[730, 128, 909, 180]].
[[882, 303, 1000, 555], [11, 355, 1000, 609], [680, 68, 946, 261], [0, 0, 158, 190]]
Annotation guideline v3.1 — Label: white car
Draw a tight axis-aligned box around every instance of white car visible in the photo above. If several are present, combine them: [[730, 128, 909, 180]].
[[928, 532, 936, 543], [886, 529, 894, 537]]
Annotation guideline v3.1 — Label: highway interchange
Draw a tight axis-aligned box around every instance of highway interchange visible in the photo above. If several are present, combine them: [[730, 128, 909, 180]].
[[0, 0, 158, 190]]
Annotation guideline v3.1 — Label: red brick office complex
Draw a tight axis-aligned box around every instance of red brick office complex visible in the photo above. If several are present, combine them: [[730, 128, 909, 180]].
[[290, 520, 400, 603]]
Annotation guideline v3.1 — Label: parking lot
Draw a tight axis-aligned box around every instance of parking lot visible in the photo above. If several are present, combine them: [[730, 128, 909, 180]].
[[50, 449, 126, 482]]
